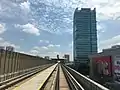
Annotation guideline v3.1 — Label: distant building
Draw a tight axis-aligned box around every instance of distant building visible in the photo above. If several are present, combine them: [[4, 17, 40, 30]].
[[63, 54, 70, 63], [73, 8, 97, 70], [102, 45, 120, 53], [6, 46, 14, 51], [51, 58, 65, 63], [0, 46, 5, 50], [111, 45, 120, 49], [44, 56, 50, 60]]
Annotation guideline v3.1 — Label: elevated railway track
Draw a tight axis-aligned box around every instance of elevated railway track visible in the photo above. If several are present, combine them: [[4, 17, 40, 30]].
[[0, 63, 109, 90]]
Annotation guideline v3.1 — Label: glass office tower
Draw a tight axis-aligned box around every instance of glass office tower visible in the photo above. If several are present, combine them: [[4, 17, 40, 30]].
[[73, 8, 97, 70]]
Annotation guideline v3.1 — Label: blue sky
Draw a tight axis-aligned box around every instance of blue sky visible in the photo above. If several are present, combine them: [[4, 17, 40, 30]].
[[0, 0, 120, 60]]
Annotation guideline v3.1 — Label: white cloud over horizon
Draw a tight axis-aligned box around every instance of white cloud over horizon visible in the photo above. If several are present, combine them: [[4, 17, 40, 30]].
[[15, 23, 40, 36], [76, 0, 120, 20], [69, 41, 73, 48], [99, 35, 120, 52], [41, 46, 48, 50], [97, 23, 106, 33], [0, 23, 6, 34], [0, 37, 20, 49], [48, 44, 60, 48], [39, 40, 49, 43], [30, 44, 61, 57]]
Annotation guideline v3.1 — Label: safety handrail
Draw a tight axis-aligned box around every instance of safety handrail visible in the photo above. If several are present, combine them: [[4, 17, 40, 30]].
[[65, 65, 109, 90]]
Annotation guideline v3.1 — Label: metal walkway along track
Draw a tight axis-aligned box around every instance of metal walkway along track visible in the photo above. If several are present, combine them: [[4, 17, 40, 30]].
[[0, 63, 110, 90]]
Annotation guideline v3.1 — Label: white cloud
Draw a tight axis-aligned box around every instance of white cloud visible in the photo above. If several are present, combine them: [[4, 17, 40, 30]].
[[30, 43, 60, 55], [29, 45, 72, 60], [0, 37, 3, 41], [41, 46, 48, 50], [45, 40, 49, 43], [39, 40, 49, 43], [30, 49, 39, 55], [30, 0, 120, 35], [0, 37, 20, 49], [0, 5, 2, 11], [33, 46, 40, 50], [30, 44, 61, 57], [69, 41, 73, 48], [48, 44, 60, 48], [97, 23, 106, 33], [17, 49, 38, 56], [97, 24, 102, 31], [48, 44, 54, 48], [83, 0, 120, 20], [99, 35, 120, 51], [55, 45, 60, 47], [15, 23, 40, 36], [0, 23, 6, 34], [0, 0, 31, 24], [39, 40, 43, 42], [17, 50, 34, 56], [29, 0, 120, 35], [20, 1, 30, 13], [20, 38, 24, 41], [56, 0, 117, 20], [39, 51, 62, 58]]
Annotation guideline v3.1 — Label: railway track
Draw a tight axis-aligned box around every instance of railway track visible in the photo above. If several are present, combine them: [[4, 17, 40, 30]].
[[0, 63, 85, 90], [62, 65, 84, 90], [37, 64, 85, 90], [0, 63, 108, 90]]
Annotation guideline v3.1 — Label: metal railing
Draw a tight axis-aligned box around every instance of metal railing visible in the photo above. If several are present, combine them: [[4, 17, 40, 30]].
[[0, 64, 53, 90], [62, 65, 84, 90], [64, 65, 109, 90], [0, 49, 54, 83]]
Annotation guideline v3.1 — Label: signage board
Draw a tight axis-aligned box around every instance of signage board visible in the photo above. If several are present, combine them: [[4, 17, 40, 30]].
[[94, 56, 112, 76], [114, 56, 120, 83]]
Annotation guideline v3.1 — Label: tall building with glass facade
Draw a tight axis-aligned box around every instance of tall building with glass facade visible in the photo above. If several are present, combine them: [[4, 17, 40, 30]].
[[73, 8, 97, 70]]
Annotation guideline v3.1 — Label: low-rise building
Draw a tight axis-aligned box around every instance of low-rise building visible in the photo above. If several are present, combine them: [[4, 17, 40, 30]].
[[6, 46, 14, 51], [63, 54, 70, 63], [0, 46, 5, 50], [44, 56, 50, 60], [89, 45, 120, 89]]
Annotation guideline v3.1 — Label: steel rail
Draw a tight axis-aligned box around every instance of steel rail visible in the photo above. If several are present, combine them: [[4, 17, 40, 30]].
[[39, 63, 58, 90], [64, 65, 110, 90], [62, 65, 85, 90]]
